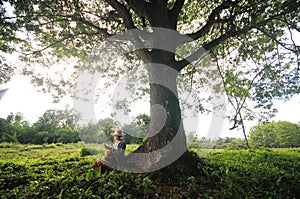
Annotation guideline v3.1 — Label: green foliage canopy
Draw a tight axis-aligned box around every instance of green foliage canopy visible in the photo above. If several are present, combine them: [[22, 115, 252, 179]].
[[0, 0, 299, 137], [249, 121, 300, 148], [0, 110, 80, 144]]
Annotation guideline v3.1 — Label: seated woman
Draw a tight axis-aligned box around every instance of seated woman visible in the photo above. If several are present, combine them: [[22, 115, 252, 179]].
[[91, 130, 126, 172]]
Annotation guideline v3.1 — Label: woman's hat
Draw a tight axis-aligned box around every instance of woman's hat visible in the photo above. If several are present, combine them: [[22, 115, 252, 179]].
[[111, 130, 125, 137]]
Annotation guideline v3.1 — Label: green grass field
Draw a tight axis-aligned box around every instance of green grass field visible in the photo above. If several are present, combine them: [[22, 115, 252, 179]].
[[0, 142, 141, 164], [0, 143, 299, 198]]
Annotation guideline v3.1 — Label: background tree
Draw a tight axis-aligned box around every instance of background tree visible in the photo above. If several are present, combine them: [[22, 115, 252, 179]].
[[33, 109, 79, 143], [189, 136, 247, 149], [0, 113, 29, 143], [0, 0, 299, 172], [121, 114, 150, 144], [78, 118, 119, 143], [249, 121, 300, 148], [14, 119, 33, 144], [0, 118, 9, 142], [78, 123, 100, 143], [56, 127, 80, 143], [0, 110, 81, 144], [122, 122, 141, 144], [97, 118, 119, 142], [135, 114, 150, 134]]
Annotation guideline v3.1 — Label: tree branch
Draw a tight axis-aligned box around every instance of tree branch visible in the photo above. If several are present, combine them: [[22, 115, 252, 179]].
[[126, 0, 151, 19], [103, 0, 151, 63], [177, 8, 297, 71], [256, 27, 299, 54], [147, 0, 170, 27], [22, 31, 100, 56], [177, 28, 245, 71], [168, 0, 185, 28], [186, 0, 235, 40], [70, 16, 111, 37], [3, 13, 112, 39], [104, 0, 136, 30]]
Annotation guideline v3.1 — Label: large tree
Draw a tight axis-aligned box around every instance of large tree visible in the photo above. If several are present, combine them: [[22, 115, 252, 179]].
[[1, 0, 299, 172], [33, 109, 79, 142], [249, 121, 300, 148]]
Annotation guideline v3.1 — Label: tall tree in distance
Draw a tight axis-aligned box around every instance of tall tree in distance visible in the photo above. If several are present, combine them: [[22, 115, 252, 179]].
[[249, 121, 300, 148], [0, 0, 299, 173], [34, 109, 79, 143]]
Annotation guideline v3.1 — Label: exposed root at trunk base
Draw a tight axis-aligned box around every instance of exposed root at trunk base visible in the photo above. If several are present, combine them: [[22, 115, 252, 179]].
[[145, 150, 205, 184]]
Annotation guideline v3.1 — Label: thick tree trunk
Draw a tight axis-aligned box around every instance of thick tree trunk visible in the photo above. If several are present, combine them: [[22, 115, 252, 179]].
[[126, 30, 196, 173], [146, 64, 187, 152], [130, 54, 188, 172]]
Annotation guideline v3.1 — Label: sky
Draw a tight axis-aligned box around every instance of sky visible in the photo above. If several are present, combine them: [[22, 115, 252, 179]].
[[0, 74, 299, 139]]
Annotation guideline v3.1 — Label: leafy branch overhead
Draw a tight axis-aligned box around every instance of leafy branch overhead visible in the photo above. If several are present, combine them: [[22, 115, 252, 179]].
[[1, 1, 298, 59], [0, 0, 299, 125]]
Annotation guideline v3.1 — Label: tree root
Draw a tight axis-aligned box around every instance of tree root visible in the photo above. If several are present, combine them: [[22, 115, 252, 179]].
[[145, 150, 205, 184]]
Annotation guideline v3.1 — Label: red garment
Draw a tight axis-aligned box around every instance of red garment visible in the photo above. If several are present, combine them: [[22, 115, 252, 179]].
[[90, 159, 113, 172]]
